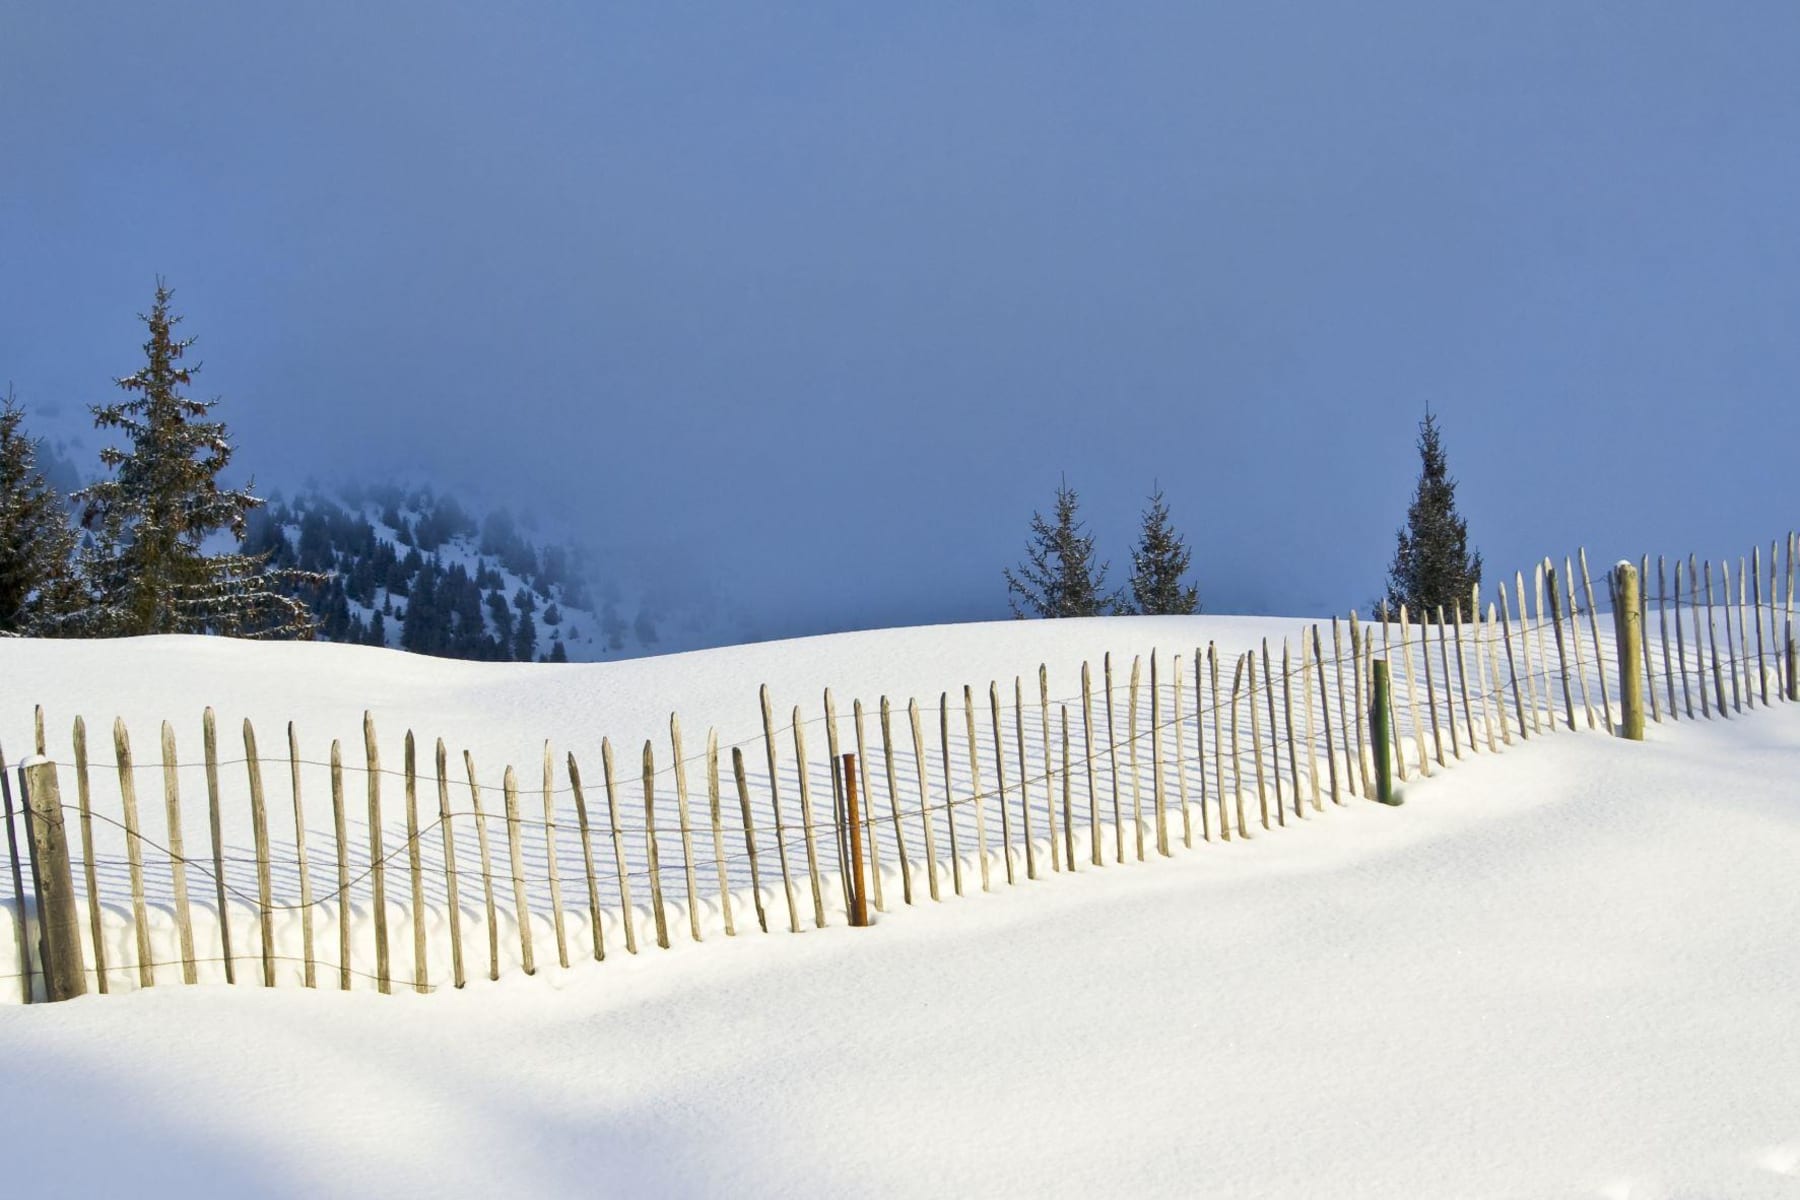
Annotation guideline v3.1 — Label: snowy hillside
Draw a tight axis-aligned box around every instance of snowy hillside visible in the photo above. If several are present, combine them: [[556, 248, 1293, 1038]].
[[1, 618, 1798, 1196]]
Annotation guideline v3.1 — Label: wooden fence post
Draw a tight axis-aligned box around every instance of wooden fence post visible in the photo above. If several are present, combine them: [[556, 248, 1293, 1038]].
[[1615, 561, 1646, 741], [21, 759, 87, 1000], [842, 753, 868, 927], [1370, 661, 1396, 806]]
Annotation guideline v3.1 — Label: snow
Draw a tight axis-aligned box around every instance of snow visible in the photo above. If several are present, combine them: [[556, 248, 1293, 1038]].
[[1, 620, 1797, 1197]]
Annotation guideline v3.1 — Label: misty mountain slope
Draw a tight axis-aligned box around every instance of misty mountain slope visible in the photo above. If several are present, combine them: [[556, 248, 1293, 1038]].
[[240, 483, 753, 662]]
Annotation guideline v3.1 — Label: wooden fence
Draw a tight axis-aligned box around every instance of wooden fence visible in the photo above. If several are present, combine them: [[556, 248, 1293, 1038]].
[[4, 536, 1797, 1002]]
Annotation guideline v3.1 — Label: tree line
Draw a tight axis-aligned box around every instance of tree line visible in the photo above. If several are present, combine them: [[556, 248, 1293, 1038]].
[[1004, 410, 1482, 621]]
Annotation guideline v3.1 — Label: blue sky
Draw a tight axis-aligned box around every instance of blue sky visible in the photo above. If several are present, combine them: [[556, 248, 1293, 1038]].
[[3, 2, 1797, 638]]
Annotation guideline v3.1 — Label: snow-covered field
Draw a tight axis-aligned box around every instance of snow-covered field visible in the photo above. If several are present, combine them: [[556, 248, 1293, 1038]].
[[2, 620, 1797, 1197]]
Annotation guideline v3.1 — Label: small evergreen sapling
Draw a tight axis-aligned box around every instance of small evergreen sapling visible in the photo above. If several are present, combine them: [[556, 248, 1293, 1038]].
[[1004, 478, 1118, 618], [1123, 485, 1200, 616], [0, 391, 81, 633], [1381, 408, 1482, 618], [73, 281, 317, 638]]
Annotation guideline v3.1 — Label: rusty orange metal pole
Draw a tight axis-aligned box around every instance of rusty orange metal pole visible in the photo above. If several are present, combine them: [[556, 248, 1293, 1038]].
[[842, 752, 869, 927]]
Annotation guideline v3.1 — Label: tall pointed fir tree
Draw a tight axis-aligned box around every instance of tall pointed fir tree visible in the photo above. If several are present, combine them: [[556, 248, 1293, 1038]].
[[1123, 484, 1200, 615], [74, 281, 316, 638], [0, 391, 81, 633], [1004, 478, 1117, 618], [1381, 408, 1482, 618]]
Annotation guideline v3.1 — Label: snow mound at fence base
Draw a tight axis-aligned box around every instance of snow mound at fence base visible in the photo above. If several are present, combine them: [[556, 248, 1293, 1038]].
[[1, 626, 1799, 1197]]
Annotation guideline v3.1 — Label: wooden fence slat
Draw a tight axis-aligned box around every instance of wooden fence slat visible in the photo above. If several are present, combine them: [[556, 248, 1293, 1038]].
[[1192, 648, 1214, 836], [1150, 651, 1170, 848], [1451, 605, 1478, 752], [706, 731, 735, 934], [1544, 562, 1578, 733], [639, 745, 670, 949], [1037, 669, 1059, 872], [1567, 561, 1597, 730], [1534, 565, 1558, 733], [157, 722, 198, 984], [1245, 651, 1274, 831], [199, 709, 230, 986], [541, 741, 571, 966], [1281, 641, 1302, 818], [668, 719, 703, 943], [852, 702, 885, 911], [1739, 556, 1754, 708], [288, 723, 315, 989], [1172, 653, 1193, 845], [758, 687, 803, 929], [961, 686, 991, 891], [1229, 654, 1249, 839], [1732, 558, 1749, 711], [1082, 662, 1104, 863], [436, 739, 467, 984], [1374, 612, 1402, 782], [242, 720, 277, 989], [4, 742, 37, 1001], [878, 697, 914, 903], [362, 713, 390, 993], [1483, 603, 1510, 746], [1706, 560, 1728, 715], [465, 750, 506, 975], [1436, 608, 1464, 757], [1210, 645, 1229, 838], [1658, 556, 1678, 720], [822, 691, 851, 915], [989, 682, 1017, 883], [1012, 678, 1038, 879], [6, 742, 48, 1001], [1310, 633, 1324, 813], [1051, 708, 1065, 867], [1466, 601, 1496, 752], [1398, 608, 1435, 773], [1498, 585, 1528, 739], [72, 717, 107, 994], [1331, 620, 1356, 796], [403, 732, 428, 992], [501, 765, 537, 971], [565, 751, 606, 960], [1258, 642, 1283, 827], [1348, 617, 1374, 788], [1418, 611, 1447, 763], [937, 695, 964, 897], [730, 747, 769, 932], [1104, 654, 1123, 864], [907, 697, 942, 904], [1311, 627, 1341, 806], [1674, 560, 1694, 718], [1128, 656, 1146, 858], [1512, 574, 1542, 734], [1576, 550, 1614, 730], [331, 742, 352, 989], [1749, 552, 1766, 706], [108, 721, 154, 989], [1375, 615, 1404, 784], [1691, 557, 1712, 718], [1639, 554, 1660, 722], [791, 710, 829, 924]]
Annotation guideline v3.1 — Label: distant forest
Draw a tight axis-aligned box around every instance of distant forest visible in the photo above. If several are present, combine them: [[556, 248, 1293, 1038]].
[[243, 485, 597, 662]]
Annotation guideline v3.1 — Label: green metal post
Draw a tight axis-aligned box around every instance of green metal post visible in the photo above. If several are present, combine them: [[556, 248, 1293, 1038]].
[[1371, 660, 1397, 805]]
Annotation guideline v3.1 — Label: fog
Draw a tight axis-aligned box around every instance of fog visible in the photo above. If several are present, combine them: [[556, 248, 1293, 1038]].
[[5, 2, 1799, 641]]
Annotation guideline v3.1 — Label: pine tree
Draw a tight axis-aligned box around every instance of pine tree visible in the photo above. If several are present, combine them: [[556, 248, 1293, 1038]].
[[0, 391, 81, 633], [1004, 478, 1117, 618], [1122, 484, 1199, 616], [73, 281, 315, 638], [1382, 409, 1482, 618]]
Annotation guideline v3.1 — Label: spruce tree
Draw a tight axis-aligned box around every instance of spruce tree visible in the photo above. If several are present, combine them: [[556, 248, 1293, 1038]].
[[74, 281, 316, 638], [1382, 409, 1482, 618], [1004, 478, 1117, 618], [0, 391, 81, 633], [1122, 484, 1200, 616]]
